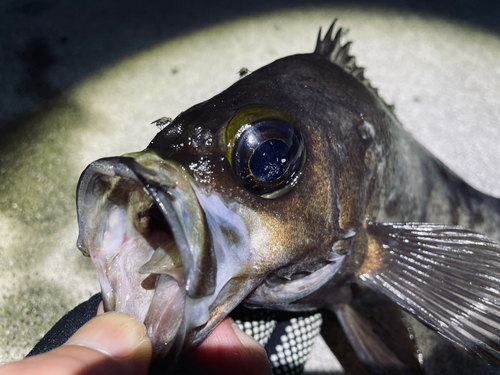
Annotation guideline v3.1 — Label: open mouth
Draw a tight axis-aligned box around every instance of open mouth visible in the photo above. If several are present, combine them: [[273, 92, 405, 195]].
[[77, 153, 314, 366], [76, 155, 218, 360]]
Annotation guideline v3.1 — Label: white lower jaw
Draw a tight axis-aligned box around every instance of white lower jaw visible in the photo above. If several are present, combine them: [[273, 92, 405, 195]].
[[144, 273, 186, 358], [94, 205, 186, 358]]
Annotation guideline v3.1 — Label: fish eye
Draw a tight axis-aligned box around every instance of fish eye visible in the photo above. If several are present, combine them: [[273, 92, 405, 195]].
[[225, 106, 306, 198]]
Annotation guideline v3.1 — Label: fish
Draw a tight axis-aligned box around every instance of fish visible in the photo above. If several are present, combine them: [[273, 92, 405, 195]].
[[75, 20, 500, 374]]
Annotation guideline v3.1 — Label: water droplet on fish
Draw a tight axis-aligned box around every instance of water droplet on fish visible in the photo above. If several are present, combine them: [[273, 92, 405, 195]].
[[358, 120, 375, 140]]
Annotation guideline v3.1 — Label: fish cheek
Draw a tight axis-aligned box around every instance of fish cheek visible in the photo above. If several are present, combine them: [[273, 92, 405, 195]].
[[246, 114, 376, 306], [247, 128, 339, 268], [248, 194, 341, 293]]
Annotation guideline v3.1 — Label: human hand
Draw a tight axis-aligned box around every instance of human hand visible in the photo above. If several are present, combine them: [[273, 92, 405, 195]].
[[0, 303, 272, 375]]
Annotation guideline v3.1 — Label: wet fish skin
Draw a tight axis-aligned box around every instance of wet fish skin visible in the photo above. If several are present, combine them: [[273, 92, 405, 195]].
[[76, 21, 500, 373]]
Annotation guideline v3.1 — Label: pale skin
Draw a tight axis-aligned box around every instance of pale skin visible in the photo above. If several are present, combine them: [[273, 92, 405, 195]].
[[0, 303, 272, 375]]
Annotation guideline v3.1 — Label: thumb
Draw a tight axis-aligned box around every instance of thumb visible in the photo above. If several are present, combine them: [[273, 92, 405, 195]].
[[0, 312, 152, 375], [185, 316, 272, 375]]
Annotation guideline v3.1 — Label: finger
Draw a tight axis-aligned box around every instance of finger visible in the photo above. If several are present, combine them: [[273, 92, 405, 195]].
[[97, 301, 104, 315], [185, 316, 272, 375], [0, 312, 152, 375]]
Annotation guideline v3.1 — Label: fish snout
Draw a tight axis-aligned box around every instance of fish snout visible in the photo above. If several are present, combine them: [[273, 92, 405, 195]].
[[75, 152, 218, 360], [77, 153, 216, 299]]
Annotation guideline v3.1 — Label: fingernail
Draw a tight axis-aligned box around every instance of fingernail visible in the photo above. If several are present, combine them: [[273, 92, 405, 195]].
[[231, 322, 270, 363], [65, 312, 152, 359]]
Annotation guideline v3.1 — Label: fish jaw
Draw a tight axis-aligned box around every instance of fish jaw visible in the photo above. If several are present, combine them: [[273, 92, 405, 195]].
[[75, 152, 260, 361], [245, 251, 346, 308]]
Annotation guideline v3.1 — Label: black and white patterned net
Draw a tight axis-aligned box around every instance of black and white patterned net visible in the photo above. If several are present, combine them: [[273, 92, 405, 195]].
[[231, 307, 323, 375]]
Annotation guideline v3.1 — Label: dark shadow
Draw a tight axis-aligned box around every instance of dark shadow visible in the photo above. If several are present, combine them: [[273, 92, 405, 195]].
[[423, 336, 500, 375], [0, 0, 499, 135], [321, 309, 369, 375]]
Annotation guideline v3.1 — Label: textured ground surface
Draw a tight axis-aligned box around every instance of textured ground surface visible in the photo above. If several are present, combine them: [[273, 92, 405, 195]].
[[1, 2, 500, 374]]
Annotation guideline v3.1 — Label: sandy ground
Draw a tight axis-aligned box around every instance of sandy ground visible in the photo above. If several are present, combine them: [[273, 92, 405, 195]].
[[1, 3, 500, 374]]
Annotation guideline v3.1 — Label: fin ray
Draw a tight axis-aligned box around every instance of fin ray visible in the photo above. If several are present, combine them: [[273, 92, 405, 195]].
[[360, 220, 500, 363], [389, 246, 500, 304], [388, 267, 500, 352], [314, 20, 394, 112], [332, 289, 423, 374], [372, 272, 500, 363]]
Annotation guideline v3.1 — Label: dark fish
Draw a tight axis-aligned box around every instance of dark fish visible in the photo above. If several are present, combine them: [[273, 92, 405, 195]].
[[75, 21, 500, 374]]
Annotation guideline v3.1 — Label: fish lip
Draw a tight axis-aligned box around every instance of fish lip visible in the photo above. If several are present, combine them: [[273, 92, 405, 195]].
[[76, 155, 216, 299]]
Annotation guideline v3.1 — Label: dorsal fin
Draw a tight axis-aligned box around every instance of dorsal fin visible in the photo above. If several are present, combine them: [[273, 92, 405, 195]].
[[315, 20, 395, 112]]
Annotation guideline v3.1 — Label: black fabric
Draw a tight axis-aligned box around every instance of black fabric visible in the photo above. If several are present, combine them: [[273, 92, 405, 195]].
[[26, 294, 322, 375], [26, 293, 102, 357]]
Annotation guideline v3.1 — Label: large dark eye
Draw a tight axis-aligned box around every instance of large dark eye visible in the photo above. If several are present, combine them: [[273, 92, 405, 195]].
[[225, 106, 306, 198]]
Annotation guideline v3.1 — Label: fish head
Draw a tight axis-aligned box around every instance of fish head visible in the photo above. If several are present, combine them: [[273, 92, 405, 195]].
[[76, 51, 376, 363]]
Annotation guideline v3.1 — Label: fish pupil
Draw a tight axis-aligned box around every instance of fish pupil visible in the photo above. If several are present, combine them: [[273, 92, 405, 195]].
[[250, 139, 291, 181]]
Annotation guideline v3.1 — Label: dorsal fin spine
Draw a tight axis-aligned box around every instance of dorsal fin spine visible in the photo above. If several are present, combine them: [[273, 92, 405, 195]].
[[314, 20, 395, 113]]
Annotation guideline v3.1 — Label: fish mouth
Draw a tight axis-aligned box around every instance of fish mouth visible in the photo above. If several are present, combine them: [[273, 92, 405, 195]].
[[76, 152, 341, 364], [76, 153, 241, 362]]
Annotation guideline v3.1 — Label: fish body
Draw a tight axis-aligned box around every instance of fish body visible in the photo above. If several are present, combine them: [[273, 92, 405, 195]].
[[76, 22, 500, 373]]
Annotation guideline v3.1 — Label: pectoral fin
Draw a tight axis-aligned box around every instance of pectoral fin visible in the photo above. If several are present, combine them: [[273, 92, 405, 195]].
[[330, 288, 422, 375], [359, 219, 500, 363]]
